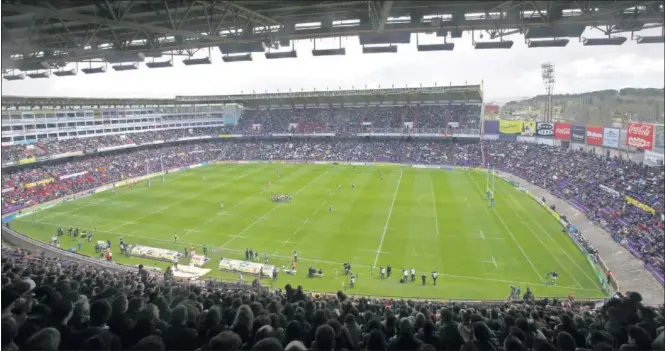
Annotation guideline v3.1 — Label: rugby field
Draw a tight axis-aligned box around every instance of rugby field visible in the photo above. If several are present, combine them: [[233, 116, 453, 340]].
[[11, 163, 607, 301]]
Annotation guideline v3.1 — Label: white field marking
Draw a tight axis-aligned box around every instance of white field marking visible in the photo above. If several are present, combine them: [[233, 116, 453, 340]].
[[498, 186, 594, 288], [38, 169, 195, 222], [375, 227, 396, 231], [444, 235, 504, 240], [372, 169, 403, 268], [356, 249, 390, 254], [278, 240, 294, 245], [18, 218, 599, 293], [219, 168, 332, 249], [466, 173, 543, 281], [479, 230, 485, 239], [492, 256, 498, 268], [430, 178, 440, 235], [277, 170, 355, 249], [184, 229, 200, 234], [107, 167, 264, 233], [181, 172, 286, 235]]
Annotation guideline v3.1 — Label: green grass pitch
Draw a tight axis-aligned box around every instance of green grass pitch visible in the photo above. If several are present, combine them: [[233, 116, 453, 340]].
[[12, 164, 607, 301]]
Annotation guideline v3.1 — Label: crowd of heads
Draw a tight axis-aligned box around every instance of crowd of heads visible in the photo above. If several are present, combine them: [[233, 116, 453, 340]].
[[484, 142, 664, 283], [2, 245, 664, 351]]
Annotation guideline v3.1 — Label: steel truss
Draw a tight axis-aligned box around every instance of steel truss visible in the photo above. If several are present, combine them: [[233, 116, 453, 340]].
[[1, 1, 663, 70]]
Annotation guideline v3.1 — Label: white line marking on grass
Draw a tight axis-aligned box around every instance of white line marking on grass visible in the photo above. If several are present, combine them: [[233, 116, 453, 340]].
[[466, 173, 543, 281], [444, 234, 504, 240], [220, 168, 332, 249], [38, 170, 194, 222], [479, 231, 485, 239], [499, 186, 595, 288], [430, 178, 440, 235], [372, 169, 403, 268], [107, 167, 263, 233], [357, 249, 390, 254], [492, 256, 498, 268], [19, 218, 602, 293]]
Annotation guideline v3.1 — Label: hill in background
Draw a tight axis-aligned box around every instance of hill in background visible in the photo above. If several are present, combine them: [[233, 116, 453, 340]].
[[499, 88, 664, 126]]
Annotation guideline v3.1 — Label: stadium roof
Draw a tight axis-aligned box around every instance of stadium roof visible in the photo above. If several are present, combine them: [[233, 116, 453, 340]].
[[2, 1, 663, 72], [0, 85, 482, 108]]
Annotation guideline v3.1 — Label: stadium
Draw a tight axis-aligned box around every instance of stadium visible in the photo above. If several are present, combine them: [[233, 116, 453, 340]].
[[1, 1, 664, 351]]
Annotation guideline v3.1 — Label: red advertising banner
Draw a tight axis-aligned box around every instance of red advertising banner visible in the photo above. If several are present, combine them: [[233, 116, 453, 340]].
[[626, 122, 655, 150], [554, 122, 571, 140], [586, 126, 604, 146]]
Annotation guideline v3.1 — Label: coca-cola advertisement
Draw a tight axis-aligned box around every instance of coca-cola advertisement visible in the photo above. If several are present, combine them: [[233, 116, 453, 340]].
[[554, 122, 571, 140], [585, 126, 604, 146], [571, 125, 586, 143], [626, 122, 655, 151]]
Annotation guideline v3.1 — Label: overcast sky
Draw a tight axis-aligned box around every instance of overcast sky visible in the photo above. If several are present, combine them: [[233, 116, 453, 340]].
[[2, 27, 663, 102]]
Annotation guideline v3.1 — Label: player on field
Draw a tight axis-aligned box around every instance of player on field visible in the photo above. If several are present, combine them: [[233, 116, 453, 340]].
[[329, 205, 333, 212], [338, 184, 342, 190], [352, 183, 355, 189], [293, 250, 298, 262], [546, 271, 558, 286], [264, 253, 269, 264], [174, 233, 178, 243], [432, 271, 438, 286], [380, 171, 384, 180]]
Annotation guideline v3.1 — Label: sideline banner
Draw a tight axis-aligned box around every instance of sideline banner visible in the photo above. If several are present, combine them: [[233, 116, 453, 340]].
[[19, 157, 36, 165], [625, 195, 656, 215], [586, 126, 604, 146], [599, 185, 620, 198], [626, 122, 655, 150], [535, 122, 554, 137], [602, 128, 620, 148], [571, 125, 586, 143], [484, 120, 499, 134], [554, 122, 571, 140], [24, 178, 54, 188], [499, 120, 523, 134], [218, 258, 275, 275], [130, 245, 182, 263], [655, 124, 664, 152]]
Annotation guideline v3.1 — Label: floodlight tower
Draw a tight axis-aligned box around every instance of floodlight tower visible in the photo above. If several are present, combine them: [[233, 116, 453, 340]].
[[541, 63, 556, 122]]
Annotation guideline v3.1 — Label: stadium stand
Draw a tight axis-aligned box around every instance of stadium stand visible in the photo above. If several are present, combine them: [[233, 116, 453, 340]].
[[2, 243, 664, 351], [2, 104, 664, 351]]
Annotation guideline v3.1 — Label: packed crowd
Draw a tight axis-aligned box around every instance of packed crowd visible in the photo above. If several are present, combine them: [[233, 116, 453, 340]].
[[1, 128, 231, 163], [2, 137, 663, 284], [2, 245, 664, 351], [2, 105, 480, 162], [484, 142, 664, 283]]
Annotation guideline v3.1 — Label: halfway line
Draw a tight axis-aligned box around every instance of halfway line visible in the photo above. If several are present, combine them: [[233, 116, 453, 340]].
[[372, 169, 403, 268]]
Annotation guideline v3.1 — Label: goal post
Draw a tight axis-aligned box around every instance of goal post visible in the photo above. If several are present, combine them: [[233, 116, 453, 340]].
[[486, 165, 495, 208]]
